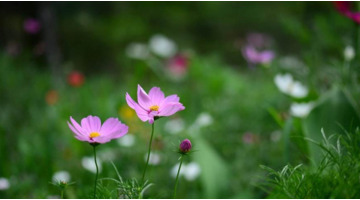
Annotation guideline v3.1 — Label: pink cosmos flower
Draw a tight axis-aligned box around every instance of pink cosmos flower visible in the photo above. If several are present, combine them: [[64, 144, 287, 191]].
[[126, 85, 185, 124], [24, 18, 41, 34], [242, 45, 275, 65], [167, 54, 189, 79], [334, 1, 360, 24], [67, 115, 128, 144]]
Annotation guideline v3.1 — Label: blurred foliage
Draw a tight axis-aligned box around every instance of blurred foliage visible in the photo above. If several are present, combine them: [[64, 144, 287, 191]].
[[0, 1, 360, 199], [261, 128, 360, 198]]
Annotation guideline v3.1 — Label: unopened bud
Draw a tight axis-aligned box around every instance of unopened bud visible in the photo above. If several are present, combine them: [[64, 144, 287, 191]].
[[179, 139, 192, 153]]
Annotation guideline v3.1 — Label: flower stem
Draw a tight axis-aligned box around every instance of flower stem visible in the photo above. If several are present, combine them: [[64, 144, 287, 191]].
[[142, 122, 155, 183], [93, 145, 99, 199], [173, 155, 184, 199], [61, 189, 64, 199]]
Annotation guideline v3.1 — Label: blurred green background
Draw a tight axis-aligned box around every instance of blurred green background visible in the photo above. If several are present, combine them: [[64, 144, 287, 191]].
[[1, 1, 360, 198]]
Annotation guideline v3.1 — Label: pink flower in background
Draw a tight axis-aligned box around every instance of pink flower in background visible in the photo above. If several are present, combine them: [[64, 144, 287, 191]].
[[334, 2, 360, 24], [242, 45, 274, 65], [334, 1, 351, 14], [24, 18, 41, 34], [126, 85, 185, 124], [242, 33, 275, 67], [167, 54, 189, 79], [67, 115, 128, 144], [68, 71, 85, 87]]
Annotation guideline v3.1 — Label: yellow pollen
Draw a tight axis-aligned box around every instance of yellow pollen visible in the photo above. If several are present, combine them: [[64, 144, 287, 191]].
[[149, 105, 159, 111], [89, 132, 100, 138]]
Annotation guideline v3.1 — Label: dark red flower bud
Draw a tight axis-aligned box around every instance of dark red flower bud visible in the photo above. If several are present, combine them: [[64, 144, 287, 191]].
[[179, 139, 192, 153]]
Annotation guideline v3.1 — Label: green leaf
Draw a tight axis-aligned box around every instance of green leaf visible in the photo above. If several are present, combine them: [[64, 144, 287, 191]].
[[303, 86, 360, 165], [193, 137, 229, 198]]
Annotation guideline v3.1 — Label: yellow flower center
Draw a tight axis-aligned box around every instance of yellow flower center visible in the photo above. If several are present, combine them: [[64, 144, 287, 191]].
[[89, 132, 100, 138], [149, 105, 159, 111]]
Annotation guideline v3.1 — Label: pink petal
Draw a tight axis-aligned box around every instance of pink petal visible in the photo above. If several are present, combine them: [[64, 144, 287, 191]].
[[108, 123, 129, 139], [93, 136, 111, 144], [100, 118, 121, 135], [149, 118, 154, 124], [242, 46, 259, 63], [148, 111, 158, 124], [161, 94, 180, 107], [126, 89, 152, 122], [137, 84, 152, 109], [91, 116, 101, 131], [258, 51, 274, 63], [95, 122, 128, 143], [133, 103, 152, 122], [148, 87, 165, 105], [75, 135, 90, 142], [81, 117, 91, 133], [70, 116, 87, 135], [147, 110, 159, 124], [81, 115, 101, 133], [67, 122, 88, 141], [350, 12, 360, 24], [126, 93, 137, 109], [159, 102, 185, 116]]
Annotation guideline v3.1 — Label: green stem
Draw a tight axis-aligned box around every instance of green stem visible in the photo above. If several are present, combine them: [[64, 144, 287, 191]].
[[61, 189, 64, 199], [142, 122, 155, 183], [173, 155, 184, 199], [93, 145, 99, 199]]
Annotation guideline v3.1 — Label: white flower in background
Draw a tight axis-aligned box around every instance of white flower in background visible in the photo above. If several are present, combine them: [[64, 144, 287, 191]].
[[52, 171, 71, 183], [344, 45, 355, 61], [290, 102, 314, 118], [126, 43, 150, 60], [0, 178, 10, 190], [82, 156, 102, 174], [164, 118, 185, 135], [170, 163, 186, 178], [117, 134, 135, 147], [189, 112, 214, 135], [274, 73, 308, 98], [149, 34, 177, 58], [183, 162, 201, 181], [195, 112, 214, 128], [170, 162, 201, 181], [144, 152, 161, 165]]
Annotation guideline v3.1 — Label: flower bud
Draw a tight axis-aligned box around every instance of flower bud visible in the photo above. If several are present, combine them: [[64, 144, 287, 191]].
[[179, 139, 192, 153]]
